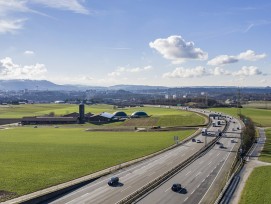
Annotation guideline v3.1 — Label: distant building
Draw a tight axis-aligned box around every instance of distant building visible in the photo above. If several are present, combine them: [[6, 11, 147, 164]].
[[21, 117, 78, 125], [88, 112, 114, 124], [54, 100, 65, 104]]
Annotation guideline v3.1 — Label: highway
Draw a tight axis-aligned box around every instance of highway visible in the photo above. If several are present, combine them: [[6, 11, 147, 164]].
[[137, 116, 241, 204], [47, 111, 224, 204]]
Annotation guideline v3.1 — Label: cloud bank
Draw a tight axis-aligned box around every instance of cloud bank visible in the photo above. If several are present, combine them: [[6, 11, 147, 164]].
[[0, 57, 47, 79], [163, 66, 263, 78], [208, 50, 266, 66]]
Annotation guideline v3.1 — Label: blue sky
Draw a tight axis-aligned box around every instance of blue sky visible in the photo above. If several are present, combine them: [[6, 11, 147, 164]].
[[0, 0, 270, 87]]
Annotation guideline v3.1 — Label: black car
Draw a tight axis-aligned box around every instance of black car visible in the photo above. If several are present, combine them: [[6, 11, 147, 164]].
[[171, 183, 182, 192], [108, 177, 119, 186], [192, 138, 196, 142]]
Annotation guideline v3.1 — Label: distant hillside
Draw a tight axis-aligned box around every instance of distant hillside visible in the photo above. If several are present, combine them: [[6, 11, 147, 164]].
[[0, 79, 95, 91]]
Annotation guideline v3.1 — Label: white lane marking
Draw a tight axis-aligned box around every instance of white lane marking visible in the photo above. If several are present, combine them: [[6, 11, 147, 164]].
[[148, 171, 156, 177], [165, 187, 171, 192], [191, 189, 195, 195], [195, 171, 202, 177], [217, 153, 220, 156], [185, 170, 191, 176], [208, 161, 212, 165], [184, 197, 188, 202], [121, 186, 131, 192], [80, 193, 90, 198]]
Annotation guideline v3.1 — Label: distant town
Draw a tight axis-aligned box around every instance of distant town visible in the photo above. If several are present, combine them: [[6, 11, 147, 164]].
[[0, 80, 270, 108]]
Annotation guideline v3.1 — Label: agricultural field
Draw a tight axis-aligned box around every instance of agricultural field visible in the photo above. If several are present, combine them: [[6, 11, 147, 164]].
[[0, 104, 206, 127], [209, 107, 271, 127], [0, 127, 194, 200], [243, 101, 271, 109], [239, 166, 271, 204]]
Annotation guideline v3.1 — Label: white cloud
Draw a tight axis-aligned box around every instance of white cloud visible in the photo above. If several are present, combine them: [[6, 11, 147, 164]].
[[207, 55, 238, 66], [24, 50, 35, 55], [0, 57, 47, 79], [211, 67, 231, 76], [232, 66, 262, 76], [207, 50, 266, 66], [238, 50, 266, 61], [108, 65, 152, 77], [163, 66, 207, 78], [0, 0, 89, 34], [0, 1, 30, 15], [149, 35, 208, 64], [29, 0, 89, 14], [0, 19, 26, 34]]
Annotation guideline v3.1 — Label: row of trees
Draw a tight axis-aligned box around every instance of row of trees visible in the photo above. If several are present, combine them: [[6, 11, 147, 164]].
[[239, 114, 256, 155]]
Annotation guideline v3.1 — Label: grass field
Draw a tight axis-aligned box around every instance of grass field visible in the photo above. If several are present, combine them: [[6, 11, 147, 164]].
[[0, 104, 206, 127], [239, 166, 271, 204], [209, 107, 271, 127], [259, 128, 271, 163], [0, 127, 194, 199], [243, 101, 271, 109]]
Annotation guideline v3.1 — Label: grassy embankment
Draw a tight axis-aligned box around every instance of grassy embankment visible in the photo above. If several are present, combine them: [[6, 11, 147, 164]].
[[239, 129, 271, 204], [0, 104, 204, 200]]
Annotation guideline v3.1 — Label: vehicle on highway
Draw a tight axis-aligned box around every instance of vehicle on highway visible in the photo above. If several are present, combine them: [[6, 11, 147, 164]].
[[231, 139, 235, 143], [196, 139, 201, 143], [237, 127, 240, 130], [108, 176, 119, 186], [171, 183, 182, 192], [216, 141, 221, 145], [192, 138, 196, 142], [219, 143, 225, 148], [207, 132, 212, 136]]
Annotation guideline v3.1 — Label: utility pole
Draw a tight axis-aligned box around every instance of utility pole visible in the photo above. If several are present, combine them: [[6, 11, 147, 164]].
[[237, 87, 241, 117]]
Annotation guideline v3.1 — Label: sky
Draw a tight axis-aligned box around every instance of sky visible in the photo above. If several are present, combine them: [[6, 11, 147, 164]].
[[0, 0, 270, 87]]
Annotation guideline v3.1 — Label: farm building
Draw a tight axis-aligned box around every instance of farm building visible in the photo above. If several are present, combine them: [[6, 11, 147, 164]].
[[113, 111, 128, 119], [131, 111, 148, 118], [21, 117, 78, 125], [88, 112, 115, 124]]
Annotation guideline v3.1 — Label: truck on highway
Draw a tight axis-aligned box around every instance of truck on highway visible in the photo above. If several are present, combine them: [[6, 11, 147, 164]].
[[201, 128, 207, 135]]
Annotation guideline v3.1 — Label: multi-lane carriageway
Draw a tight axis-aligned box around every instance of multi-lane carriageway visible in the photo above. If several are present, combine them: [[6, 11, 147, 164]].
[[48, 109, 241, 204]]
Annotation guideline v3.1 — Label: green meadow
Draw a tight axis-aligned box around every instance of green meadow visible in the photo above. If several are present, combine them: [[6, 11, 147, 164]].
[[209, 107, 271, 127], [0, 126, 194, 199], [239, 166, 271, 204], [0, 104, 206, 127]]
